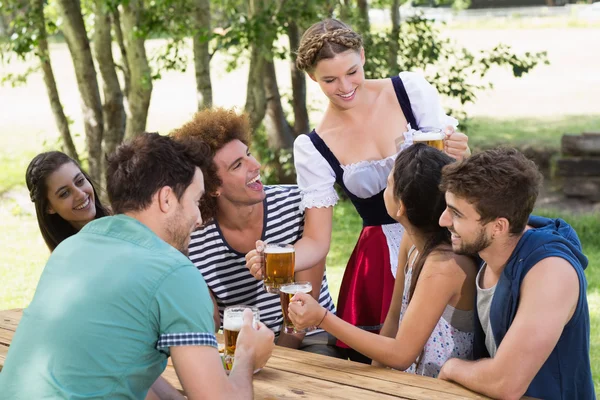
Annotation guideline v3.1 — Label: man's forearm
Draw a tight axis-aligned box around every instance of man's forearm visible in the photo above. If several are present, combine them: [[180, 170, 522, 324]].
[[442, 358, 522, 399], [226, 351, 255, 400]]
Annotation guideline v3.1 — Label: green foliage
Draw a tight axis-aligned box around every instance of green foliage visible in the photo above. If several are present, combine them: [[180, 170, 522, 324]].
[[361, 15, 549, 113], [250, 125, 295, 185]]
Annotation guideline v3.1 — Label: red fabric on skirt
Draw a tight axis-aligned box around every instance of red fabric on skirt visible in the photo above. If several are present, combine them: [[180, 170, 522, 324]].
[[335, 225, 396, 348]]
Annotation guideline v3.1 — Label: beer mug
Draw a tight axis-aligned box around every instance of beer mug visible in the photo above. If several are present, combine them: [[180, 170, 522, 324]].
[[263, 243, 295, 293], [279, 281, 312, 334], [412, 128, 445, 151], [223, 305, 260, 371]]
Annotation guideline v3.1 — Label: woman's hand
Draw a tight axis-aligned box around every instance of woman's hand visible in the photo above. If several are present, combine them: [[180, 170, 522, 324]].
[[245, 240, 265, 280], [444, 126, 470, 161], [288, 292, 325, 330]]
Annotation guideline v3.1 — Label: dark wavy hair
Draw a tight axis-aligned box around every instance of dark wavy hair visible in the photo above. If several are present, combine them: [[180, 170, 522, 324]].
[[25, 151, 110, 252], [392, 143, 455, 302], [106, 132, 212, 214]]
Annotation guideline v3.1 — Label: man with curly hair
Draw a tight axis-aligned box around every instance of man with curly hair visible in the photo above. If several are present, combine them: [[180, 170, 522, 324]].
[[171, 108, 344, 357]]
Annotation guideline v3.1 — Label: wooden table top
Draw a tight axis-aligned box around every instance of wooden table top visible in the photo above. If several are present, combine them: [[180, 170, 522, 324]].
[[0, 308, 530, 399]]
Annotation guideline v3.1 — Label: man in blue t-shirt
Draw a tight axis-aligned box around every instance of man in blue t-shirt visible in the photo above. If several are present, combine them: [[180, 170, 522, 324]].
[[0, 133, 274, 399], [437, 147, 594, 400]]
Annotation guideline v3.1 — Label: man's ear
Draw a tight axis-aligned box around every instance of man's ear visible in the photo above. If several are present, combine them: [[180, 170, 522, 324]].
[[157, 186, 173, 214], [492, 217, 511, 238]]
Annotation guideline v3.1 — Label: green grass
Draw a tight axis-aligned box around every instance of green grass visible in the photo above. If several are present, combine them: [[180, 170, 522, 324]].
[[466, 114, 600, 151]]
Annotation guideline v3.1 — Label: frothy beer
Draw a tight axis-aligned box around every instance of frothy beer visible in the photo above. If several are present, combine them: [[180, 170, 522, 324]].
[[280, 282, 312, 334], [413, 131, 445, 151], [222, 306, 259, 371], [264, 244, 295, 293]]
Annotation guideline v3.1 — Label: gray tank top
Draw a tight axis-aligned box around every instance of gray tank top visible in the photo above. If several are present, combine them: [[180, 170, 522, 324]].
[[476, 263, 498, 357]]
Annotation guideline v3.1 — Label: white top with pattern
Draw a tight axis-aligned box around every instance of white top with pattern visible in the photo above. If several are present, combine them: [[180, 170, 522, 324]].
[[400, 247, 474, 378]]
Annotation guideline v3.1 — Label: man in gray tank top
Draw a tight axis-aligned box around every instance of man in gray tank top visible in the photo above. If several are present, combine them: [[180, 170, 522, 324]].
[[436, 148, 594, 400]]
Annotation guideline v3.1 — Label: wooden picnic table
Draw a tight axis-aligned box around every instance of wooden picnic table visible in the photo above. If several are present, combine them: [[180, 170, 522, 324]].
[[0, 308, 533, 399]]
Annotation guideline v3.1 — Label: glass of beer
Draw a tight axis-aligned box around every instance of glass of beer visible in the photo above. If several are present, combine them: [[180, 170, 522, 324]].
[[412, 128, 445, 151], [279, 281, 313, 334], [263, 243, 295, 293], [223, 305, 260, 372]]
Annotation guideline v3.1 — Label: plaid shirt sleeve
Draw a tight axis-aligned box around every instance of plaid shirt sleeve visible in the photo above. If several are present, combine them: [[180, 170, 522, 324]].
[[156, 332, 218, 350]]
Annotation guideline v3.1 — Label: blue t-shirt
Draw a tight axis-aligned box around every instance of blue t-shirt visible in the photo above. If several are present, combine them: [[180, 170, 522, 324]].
[[0, 215, 216, 399]]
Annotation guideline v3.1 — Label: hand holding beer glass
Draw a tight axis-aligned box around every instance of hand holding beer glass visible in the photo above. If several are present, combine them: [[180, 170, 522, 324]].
[[263, 243, 295, 293], [279, 281, 313, 334], [223, 306, 274, 373], [286, 289, 329, 333]]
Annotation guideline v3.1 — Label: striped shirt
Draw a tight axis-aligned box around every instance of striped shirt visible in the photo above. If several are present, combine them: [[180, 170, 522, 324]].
[[189, 185, 336, 336]]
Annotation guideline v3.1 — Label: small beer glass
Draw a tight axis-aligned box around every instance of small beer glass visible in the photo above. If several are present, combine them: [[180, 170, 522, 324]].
[[412, 128, 445, 151], [279, 281, 313, 334], [223, 305, 260, 371]]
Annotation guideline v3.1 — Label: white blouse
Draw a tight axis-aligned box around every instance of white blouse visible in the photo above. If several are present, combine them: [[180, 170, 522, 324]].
[[294, 71, 457, 211]]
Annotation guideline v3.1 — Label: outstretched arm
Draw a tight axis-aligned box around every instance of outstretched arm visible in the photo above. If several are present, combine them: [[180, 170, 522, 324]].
[[290, 253, 466, 370]]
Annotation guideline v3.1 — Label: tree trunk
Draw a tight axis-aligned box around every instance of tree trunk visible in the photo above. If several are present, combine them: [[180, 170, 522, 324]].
[[388, 0, 400, 76], [94, 0, 126, 157], [111, 9, 131, 98], [244, 45, 267, 133], [192, 0, 213, 110], [32, 0, 78, 162], [356, 0, 370, 33], [56, 0, 104, 181], [340, 0, 351, 21], [287, 21, 310, 136], [244, 0, 268, 132], [263, 60, 294, 150], [120, 0, 152, 139]]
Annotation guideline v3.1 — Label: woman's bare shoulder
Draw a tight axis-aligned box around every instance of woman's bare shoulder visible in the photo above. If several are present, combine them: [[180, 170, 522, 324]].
[[424, 249, 477, 277]]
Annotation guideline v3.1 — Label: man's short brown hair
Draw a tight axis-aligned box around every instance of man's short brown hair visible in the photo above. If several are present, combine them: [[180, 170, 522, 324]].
[[170, 108, 250, 224], [440, 147, 543, 235], [106, 132, 211, 214]]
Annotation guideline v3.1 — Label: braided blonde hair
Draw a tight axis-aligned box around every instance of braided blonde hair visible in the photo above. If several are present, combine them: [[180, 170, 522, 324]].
[[296, 19, 363, 72]]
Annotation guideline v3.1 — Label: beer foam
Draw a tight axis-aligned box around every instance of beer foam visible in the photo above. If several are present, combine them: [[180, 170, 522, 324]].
[[280, 284, 311, 294], [264, 246, 294, 254], [223, 316, 244, 331], [413, 132, 445, 141]]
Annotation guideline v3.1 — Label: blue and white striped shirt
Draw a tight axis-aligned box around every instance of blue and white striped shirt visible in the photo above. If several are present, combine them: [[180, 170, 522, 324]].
[[188, 185, 336, 336]]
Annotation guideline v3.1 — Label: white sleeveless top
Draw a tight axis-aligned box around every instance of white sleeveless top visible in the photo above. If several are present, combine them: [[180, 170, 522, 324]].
[[400, 247, 474, 378]]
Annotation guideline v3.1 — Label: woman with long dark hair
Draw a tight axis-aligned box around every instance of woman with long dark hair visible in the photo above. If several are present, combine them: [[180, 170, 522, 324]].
[[287, 144, 477, 377], [26, 151, 110, 251]]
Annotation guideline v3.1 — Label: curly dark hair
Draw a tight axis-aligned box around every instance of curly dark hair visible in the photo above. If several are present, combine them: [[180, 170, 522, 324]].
[[440, 147, 543, 235], [170, 108, 251, 224], [106, 132, 211, 214]]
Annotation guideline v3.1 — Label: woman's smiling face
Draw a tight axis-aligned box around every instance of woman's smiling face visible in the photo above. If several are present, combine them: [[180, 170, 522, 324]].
[[45, 162, 97, 230]]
